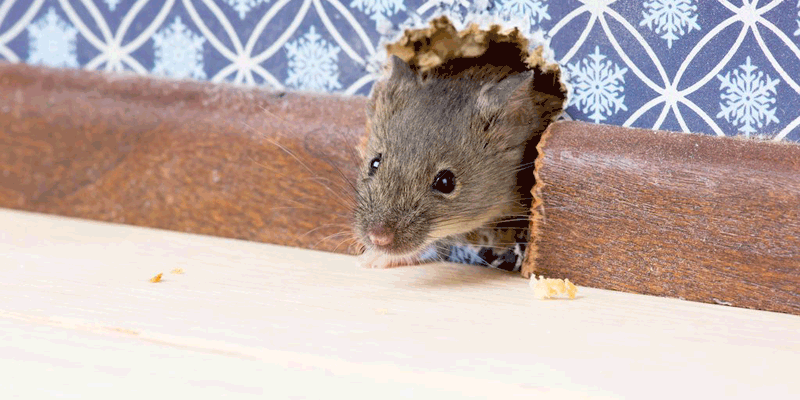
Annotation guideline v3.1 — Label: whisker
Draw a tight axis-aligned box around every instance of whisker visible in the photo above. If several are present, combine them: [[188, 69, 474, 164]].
[[266, 206, 351, 219], [297, 223, 354, 240], [332, 236, 358, 253], [313, 231, 355, 249], [249, 152, 357, 211], [492, 217, 534, 223], [269, 196, 353, 217]]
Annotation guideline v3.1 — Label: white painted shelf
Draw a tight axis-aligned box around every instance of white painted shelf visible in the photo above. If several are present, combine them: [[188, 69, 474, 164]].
[[0, 208, 798, 399]]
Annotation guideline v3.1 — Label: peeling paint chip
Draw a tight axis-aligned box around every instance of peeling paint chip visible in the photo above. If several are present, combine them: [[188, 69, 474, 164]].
[[530, 275, 578, 299], [150, 273, 163, 283]]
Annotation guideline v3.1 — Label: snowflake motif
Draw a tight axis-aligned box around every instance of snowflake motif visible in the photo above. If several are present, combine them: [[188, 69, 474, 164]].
[[27, 7, 78, 68], [152, 17, 207, 80], [449, 245, 484, 266], [424, 1, 503, 31], [716, 57, 780, 136], [350, 0, 406, 19], [365, 46, 389, 77], [795, 0, 800, 36], [223, 0, 271, 20], [104, 0, 122, 11], [441, 0, 491, 14], [497, 0, 551, 27], [285, 26, 342, 92], [566, 46, 629, 123], [374, 0, 521, 43], [418, 246, 441, 262], [640, 0, 701, 48]]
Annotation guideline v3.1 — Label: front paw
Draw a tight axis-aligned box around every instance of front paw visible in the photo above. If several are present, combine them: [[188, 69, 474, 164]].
[[357, 250, 416, 269]]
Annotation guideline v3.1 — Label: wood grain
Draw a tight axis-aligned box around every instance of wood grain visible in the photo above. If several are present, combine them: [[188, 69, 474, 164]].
[[0, 63, 365, 254], [523, 121, 800, 315], [1, 208, 798, 399], [3, 64, 799, 315]]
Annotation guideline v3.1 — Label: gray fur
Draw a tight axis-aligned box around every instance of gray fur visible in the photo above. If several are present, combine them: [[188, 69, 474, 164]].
[[355, 56, 565, 260]]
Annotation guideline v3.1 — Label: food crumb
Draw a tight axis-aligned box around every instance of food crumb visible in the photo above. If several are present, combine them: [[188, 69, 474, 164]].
[[108, 327, 140, 336], [149, 273, 163, 283], [170, 268, 184, 274], [375, 308, 389, 315], [530, 275, 578, 299]]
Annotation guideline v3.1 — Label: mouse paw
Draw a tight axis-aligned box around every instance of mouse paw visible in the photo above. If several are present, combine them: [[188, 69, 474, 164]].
[[357, 250, 417, 269]]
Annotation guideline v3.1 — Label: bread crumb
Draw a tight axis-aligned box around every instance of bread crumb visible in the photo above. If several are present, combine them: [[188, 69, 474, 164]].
[[530, 275, 577, 299], [149, 273, 163, 283], [170, 268, 184, 274], [108, 327, 140, 336]]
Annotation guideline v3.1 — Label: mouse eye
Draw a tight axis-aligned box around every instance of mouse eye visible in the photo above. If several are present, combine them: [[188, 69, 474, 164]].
[[432, 169, 456, 194], [368, 154, 382, 176]]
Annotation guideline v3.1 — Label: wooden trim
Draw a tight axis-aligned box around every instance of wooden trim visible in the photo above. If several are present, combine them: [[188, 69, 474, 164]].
[[0, 62, 364, 254], [524, 122, 800, 315], [2, 64, 798, 315]]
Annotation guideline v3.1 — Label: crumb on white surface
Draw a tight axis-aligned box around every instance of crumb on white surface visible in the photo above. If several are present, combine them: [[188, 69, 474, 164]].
[[149, 273, 163, 283], [530, 275, 578, 299]]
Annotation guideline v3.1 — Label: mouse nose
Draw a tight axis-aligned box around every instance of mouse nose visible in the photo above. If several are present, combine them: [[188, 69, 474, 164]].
[[368, 226, 394, 247]]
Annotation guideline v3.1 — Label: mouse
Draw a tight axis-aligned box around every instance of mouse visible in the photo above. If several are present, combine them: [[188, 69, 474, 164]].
[[353, 55, 566, 270]]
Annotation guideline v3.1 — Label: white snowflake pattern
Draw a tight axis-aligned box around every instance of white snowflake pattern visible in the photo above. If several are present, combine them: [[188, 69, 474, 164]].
[[794, 0, 800, 36], [104, 0, 122, 11], [284, 26, 342, 92], [419, 246, 440, 261], [152, 17, 207, 80], [438, 0, 491, 14], [716, 57, 780, 136], [365, 46, 389, 77], [439, 0, 494, 29], [497, 0, 551, 27], [399, 0, 525, 33], [368, 0, 527, 78], [223, 0, 271, 20], [566, 46, 629, 123], [449, 245, 484, 266], [350, 0, 406, 19], [640, 0, 701, 48], [27, 7, 79, 69]]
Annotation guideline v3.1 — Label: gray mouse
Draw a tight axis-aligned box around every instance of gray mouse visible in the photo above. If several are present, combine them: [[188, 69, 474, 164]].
[[353, 55, 566, 269]]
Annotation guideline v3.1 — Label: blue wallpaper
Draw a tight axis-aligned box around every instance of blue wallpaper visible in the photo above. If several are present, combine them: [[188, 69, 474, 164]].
[[2, 0, 800, 141]]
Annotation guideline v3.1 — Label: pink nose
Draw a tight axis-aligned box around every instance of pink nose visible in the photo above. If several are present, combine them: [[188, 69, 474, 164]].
[[368, 226, 394, 247]]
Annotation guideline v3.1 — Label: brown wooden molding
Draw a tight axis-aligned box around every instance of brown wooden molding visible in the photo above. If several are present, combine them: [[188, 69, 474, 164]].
[[2, 63, 799, 315], [0, 62, 365, 254], [523, 121, 800, 315]]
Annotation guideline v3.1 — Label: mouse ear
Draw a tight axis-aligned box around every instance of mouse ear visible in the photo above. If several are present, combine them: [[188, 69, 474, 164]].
[[366, 55, 418, 120], [478, 67, 567, 142], [476, 72, 533, 120], [388, 55, 417, 82], [512, 66, 568, 122]]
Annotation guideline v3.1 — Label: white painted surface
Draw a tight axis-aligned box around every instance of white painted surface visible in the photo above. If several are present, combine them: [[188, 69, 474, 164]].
[[0, 208, 798, 399]]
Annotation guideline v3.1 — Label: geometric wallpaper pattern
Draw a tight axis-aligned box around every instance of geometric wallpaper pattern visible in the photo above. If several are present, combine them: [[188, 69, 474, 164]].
[[2, 0, 800, 142]]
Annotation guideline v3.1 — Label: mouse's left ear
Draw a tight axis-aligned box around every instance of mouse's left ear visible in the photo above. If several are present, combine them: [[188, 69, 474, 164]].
[[366, 55, 418, 120], [476, 72, 532, 121], [388, 55, 417, 82], [477, 67, 567, 138], [511, 66, 567, 125]]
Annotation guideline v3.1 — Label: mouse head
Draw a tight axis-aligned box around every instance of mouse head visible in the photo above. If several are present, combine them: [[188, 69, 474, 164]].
[[354, 56, 565, 258]]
